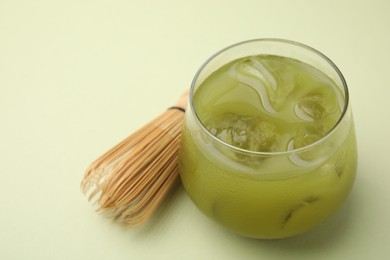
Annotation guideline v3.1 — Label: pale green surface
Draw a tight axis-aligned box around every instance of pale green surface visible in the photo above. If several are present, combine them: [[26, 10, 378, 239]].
[[0, 0, 389, 259]]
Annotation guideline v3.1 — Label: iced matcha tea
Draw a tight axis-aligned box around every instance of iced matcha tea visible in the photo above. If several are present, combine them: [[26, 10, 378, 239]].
[[179, 39, 357, 239]]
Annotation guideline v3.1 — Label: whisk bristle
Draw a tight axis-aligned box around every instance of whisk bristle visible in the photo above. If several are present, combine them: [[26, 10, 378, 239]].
[[81, 91, 188, 227]]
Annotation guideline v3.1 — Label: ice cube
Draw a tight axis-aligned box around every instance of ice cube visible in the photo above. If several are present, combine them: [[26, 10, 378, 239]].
[[237, 57, 277, 90], [288, 125, 331, 164], [234, 57, 297, 112], [295, 93, 327, 121], [294, 125, 326, 149], [234, 58, 277, 113], [272, 65, 296, 109], [206, 113, 279, 153]]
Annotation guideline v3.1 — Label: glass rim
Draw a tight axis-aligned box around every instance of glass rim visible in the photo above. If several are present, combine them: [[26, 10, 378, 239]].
[[189, 38, 350, 156]]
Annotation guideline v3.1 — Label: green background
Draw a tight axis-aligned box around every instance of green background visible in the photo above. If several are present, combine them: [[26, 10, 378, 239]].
[[1, 0, 388, 259]]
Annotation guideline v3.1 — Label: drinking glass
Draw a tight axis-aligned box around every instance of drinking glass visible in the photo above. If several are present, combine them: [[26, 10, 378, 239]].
[[179, 39, 357, 239]]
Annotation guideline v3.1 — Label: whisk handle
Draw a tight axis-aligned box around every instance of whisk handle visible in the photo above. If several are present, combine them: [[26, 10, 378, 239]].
[[174, 90, 189, 110]]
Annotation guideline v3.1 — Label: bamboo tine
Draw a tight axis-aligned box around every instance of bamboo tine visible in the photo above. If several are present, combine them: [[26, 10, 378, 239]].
[[81, 90, 188, 226]]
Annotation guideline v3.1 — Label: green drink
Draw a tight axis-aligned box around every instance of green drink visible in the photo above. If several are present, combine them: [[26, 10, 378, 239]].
[[179, 39, 357, 239]]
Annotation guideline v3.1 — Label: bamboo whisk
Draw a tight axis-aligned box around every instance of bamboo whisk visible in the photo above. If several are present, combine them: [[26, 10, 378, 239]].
[[81, 90, 188, 226]]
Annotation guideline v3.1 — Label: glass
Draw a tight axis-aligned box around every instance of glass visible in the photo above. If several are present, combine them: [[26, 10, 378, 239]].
[[179, 39, 357, 239]]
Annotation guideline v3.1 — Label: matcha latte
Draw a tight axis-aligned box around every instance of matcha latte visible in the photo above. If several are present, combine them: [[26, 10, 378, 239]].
[[179, 39, 357, 239]]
